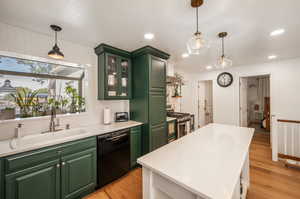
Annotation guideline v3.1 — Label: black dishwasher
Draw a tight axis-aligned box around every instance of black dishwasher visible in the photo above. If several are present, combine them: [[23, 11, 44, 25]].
[[97, 129, 130, 188]]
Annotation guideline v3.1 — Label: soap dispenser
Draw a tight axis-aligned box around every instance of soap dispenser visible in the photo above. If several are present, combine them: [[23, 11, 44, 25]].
[[15, 123, 23, 145]]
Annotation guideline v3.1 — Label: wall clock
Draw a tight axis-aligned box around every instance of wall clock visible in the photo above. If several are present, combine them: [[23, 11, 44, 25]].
[[217, 72, 233, 87]]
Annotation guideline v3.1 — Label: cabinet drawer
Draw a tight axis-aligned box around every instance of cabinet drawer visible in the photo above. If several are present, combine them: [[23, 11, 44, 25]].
[[131, 125, 142, 133], [5, 137, 97, 174], [60, 137, 97, 156], [5, 147, 61, 174]]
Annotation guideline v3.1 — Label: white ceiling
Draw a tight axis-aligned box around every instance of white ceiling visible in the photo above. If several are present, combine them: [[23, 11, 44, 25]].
[[0, 0, 300, 72]]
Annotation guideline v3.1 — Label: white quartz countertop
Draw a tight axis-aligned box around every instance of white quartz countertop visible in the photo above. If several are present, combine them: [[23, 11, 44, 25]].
[[0, 121, 142, 158], [137, 123, 254, 199]]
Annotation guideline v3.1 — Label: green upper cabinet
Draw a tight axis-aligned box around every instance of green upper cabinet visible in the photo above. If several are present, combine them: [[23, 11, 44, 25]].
[[149, 56, 167, 92], [95, 44, 132, 100], [130, 46, 170, 154]]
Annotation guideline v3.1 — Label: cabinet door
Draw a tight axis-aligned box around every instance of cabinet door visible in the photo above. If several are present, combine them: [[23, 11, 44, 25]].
[[149, 93, 166, 125], [105, 53, 119, 98], [5, 160, 60, 199], [149, 91, 167, 152], [119, 57, 131, 99], [130, 126, 142, 167], [151, 123, 167, 151], [0, 159, 4, 199], [61, 148, 97, 199], [149, 56, 166, 92]]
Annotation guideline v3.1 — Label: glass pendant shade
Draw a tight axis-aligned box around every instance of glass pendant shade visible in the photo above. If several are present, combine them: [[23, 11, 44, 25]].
[[216, 55, 233, 68], [216, 32, 232, 68], [48, 44, 64, 59], [187, 32, 208, 55]]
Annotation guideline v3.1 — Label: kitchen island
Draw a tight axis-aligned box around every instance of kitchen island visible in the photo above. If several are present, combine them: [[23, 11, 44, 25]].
[[137, 123, 254, 199]]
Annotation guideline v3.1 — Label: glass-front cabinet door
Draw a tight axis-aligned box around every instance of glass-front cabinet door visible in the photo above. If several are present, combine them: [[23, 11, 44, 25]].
[[104, 54, 131, 99], [106, 54, 118, 97], [119, 58, 130, 98], [95, 44, 131, 100]]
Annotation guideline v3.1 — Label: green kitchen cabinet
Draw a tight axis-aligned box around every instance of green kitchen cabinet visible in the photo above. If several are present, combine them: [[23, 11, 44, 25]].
[[61, 148, 97, 199], [3, 137, 97, 199], [5, 159, 61, 199], [130, 126, 142, 167], [130, 46, 170, 154], [0, 158, 4, 199], [95, 44, 132, 100]]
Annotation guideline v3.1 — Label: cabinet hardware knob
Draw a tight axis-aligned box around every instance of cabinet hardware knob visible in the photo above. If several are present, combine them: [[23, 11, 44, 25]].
[[62, 162, 66, 166], [56, 164, 60, 168]]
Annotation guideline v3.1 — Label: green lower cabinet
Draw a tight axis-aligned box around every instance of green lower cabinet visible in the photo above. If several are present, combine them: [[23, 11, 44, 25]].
[[3, 137, 97, 199], [151, 123, 167, 151], [0, 159, 5, 199], [130, 126, 142, 167], [5, 159, 60, 199], [61, 148, 97, 199]]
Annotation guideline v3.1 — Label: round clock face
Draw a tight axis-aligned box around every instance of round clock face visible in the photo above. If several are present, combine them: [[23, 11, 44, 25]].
[[217, 72, 233, 87]]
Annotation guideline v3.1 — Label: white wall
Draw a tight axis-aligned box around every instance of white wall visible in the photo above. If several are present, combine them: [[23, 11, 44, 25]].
[[0, 22, 129, 140], [175, 58, 300, 127]]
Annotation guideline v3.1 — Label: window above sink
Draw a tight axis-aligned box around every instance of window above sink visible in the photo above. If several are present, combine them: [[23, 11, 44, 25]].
[[0, 51, 88, 121]]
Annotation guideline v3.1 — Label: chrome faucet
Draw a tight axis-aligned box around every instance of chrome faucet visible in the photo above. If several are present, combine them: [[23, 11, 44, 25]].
[[49, 106, 59, 132]]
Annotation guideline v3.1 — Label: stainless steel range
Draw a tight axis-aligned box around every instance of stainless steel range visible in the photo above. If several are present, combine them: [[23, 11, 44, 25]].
[[167, 112, 194, 138]]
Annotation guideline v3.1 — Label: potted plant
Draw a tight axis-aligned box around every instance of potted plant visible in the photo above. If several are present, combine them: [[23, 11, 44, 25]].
[[65, 85, 86, 113], [0, 107, 15, 120], [172, 73, 185, 98], [60, 97, 69, 114], [10, 88, 39, 118]]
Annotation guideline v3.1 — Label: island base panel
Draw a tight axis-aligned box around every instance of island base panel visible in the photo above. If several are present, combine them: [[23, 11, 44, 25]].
[[141, 152, 250, 199], [142, 168, 205, 199]]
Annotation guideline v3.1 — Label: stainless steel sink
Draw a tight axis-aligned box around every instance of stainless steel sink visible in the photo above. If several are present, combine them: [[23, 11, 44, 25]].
[[10, 128, 89, 149]]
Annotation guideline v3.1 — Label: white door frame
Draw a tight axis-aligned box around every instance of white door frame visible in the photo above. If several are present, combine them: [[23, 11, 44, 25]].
[[239, 77, 248, 127], [238, 74, 278, 162], [197, 80, 213, 128]]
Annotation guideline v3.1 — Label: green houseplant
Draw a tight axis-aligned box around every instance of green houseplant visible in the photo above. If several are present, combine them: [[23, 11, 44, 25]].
[[10, 88, 39, 118], [65, 85, 85, 113], [0, 107, 15, 120]]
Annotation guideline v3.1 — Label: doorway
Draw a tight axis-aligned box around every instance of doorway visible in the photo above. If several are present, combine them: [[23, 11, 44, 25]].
[[239, 75, 271, 136], [198, 80, 213, 128]]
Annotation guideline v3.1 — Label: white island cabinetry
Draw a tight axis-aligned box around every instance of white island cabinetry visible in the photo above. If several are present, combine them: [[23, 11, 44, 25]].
[[138, 124, 254, 199]]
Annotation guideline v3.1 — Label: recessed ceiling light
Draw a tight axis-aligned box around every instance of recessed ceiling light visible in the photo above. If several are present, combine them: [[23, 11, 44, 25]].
[[270, 29, 285, 36], [268, 55, 277, 60], [206, 65, 213, 70], [182, 53, 189, 58], [144, 33, 154, 40]]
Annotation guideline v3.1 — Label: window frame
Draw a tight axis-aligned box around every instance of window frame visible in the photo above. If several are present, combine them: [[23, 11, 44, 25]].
[[0, 50, 89, 122]]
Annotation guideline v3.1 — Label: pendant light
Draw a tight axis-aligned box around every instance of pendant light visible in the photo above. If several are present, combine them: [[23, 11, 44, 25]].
[[186, 0, 209, 55], [48, 25, 64, 59], [216, 32, 232, 68]]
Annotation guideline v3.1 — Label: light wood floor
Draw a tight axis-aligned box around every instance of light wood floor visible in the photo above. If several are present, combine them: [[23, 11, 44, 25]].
[[85, 133, 300, 199]]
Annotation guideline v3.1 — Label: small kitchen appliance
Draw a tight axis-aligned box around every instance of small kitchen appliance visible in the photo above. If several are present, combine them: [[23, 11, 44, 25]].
[[115, 112, 129, 122]]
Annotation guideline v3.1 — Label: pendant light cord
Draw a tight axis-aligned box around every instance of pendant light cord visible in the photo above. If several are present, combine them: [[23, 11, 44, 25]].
[[222, 37, 225, 57], [55, 31, 58, 45], [196, 7, 199, 33]]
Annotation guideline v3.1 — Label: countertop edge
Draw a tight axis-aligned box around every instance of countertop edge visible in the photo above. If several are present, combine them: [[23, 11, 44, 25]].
[[0, 121, 143, 158], [137, 124, 255, 199], [137, 160, 212, 199]]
